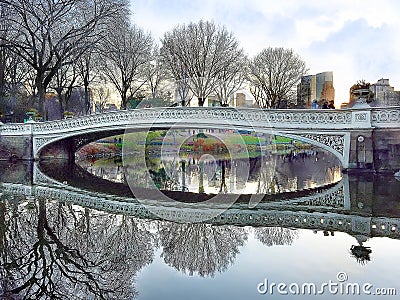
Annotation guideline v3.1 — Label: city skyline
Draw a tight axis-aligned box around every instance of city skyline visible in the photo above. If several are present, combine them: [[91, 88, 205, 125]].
[[130, 0, 400, 106]]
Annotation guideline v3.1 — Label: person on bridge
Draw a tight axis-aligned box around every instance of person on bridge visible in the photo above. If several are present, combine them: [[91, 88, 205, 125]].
[[328, 100, 335, 109], [311, 99, 319, 109]]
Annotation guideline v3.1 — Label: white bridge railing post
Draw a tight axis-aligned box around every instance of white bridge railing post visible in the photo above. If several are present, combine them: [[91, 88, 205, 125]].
[[350, 107, 372, 129]]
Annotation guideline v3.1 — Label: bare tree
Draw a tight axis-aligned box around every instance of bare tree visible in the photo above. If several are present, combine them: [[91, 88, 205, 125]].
[[0, 48, 32, 110], [77, 3, 129, 115], [142, 46, 168, 99], [94, 85, 110, 113], [77, 47, 99, 115], [254, 227, 299, 246], [0, 195, 157, 299], [101, 22, 153, 109], [0, 50, 36, 121], [214, 54, 246, 106], [176, 70, 193, 106], [50, 63, 81, 116], [0, 0, 129, 118], [170, 63, 192, 106], [0, 3, 34, 120], [159, 222, 248, 277], [1, 198, 113, 299], [247, 47, 308, 108], [161, 20, 244, 106], [0, 3, 9, 106]]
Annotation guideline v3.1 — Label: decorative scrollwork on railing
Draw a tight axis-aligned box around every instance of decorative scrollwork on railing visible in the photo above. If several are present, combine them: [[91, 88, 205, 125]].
[[298, 133, 345, 155], [22, 108, 356, 135], [371, 107, 400, 127], [1, 183, 32, 197], [33, 135, 63, 154], [212, 209, 355, 232], [0, 123, 32, 135], [286, 185, 345, 208], [34, 137, 53, 150], [372, 217, 400, 238], [3, 181, 400, 238], [2, 108, 400, 138], [262, 111, 352, 125]]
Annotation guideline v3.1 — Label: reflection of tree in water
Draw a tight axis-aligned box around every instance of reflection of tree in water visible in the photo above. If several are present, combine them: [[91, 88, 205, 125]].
[[254, 227, 299, 246], [98, 215, 156, 287], [350, 245, 372, 265], [0, 198, 109, 299], [84, 147, 341, 194], [0, 197, 156, 299], [349, 235, 372, 266], [159, 223, 248, 277]]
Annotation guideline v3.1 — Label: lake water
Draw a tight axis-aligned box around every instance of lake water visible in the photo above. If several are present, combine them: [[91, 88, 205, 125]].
[[0, 139, 399, 299]]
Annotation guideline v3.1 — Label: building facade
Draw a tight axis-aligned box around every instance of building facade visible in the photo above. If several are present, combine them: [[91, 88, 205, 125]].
[[297, 71, 335, 108], [371, 78, 400, 107]]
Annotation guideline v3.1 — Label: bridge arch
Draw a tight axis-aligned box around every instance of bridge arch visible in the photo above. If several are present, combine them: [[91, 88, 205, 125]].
[[3, 106, 396, 170], [271, 131, 349, 168], [36, 127, 127, 159], [26, 108, 351, 149], [35, 123, 349, 169]]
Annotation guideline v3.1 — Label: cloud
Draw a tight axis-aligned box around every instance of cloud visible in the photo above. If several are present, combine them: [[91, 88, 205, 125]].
[[129, 0, 400, 102], [304, 19, 400, 102]]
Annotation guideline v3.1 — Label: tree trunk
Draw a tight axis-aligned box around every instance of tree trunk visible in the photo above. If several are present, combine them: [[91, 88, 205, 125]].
[[0, 48, 6, 108], [219, 161, 226, 193], [121, 89, 128, 109], [0, 202, 6, 254], [198, 97, 205, 107], [58, 95, 65, 119], [84, 81, 90, 114], [37, 84, 46, 120], [121, 96, 127, 110], [199, 160, 204, 193]]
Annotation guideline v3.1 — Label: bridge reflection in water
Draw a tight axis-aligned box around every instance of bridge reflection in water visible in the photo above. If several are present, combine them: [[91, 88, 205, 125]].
[[3, 166, 400, 240], [0, 162, 400, 299]]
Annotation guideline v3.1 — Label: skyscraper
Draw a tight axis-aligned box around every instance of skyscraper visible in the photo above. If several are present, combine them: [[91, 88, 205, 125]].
[[297, 71, 335, 108]]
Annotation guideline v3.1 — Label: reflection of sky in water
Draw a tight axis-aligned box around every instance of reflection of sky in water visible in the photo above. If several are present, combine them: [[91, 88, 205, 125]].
[[1, 166, 400, 299], [137, 229, 400, 300], [2, 157, 400, 299]]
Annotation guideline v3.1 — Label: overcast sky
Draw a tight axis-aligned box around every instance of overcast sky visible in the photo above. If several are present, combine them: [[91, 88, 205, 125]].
[[130, 0, 400, 105]]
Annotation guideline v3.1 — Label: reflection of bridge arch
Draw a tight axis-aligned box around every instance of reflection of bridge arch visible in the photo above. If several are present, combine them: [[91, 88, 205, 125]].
[[2, 107, 398, 169], [2, 177, 399, 240]]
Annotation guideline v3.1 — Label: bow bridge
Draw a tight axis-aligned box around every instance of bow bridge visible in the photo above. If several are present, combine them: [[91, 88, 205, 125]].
[[1, 106, 400, 171]]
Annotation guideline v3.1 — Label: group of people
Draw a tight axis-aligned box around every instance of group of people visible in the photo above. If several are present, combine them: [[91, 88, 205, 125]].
[[312, 99, 335, 109]]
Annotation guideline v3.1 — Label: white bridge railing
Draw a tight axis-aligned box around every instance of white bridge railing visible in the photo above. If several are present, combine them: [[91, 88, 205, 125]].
[[1, 107, 399, 137]]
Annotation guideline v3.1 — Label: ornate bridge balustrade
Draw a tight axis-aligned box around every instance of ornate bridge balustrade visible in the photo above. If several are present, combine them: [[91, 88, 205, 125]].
[[1, 106, 400, 171], [1, 181, 399, 240]]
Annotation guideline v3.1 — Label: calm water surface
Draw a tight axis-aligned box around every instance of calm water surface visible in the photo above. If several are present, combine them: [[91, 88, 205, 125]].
[[79, 148, 342, 194], [0, 143, 399, 299]]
